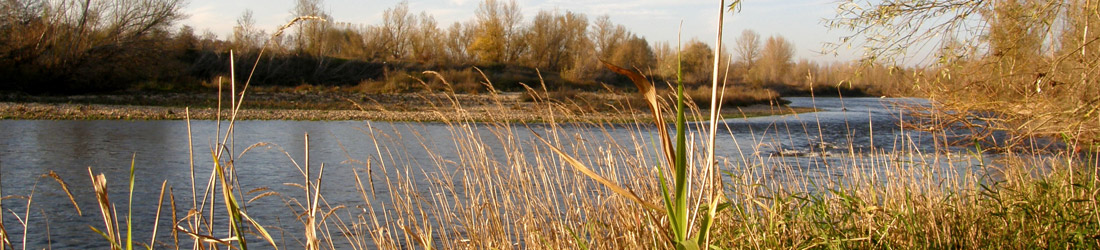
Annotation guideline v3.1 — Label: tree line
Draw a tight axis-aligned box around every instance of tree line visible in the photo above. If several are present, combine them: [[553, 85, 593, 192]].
[[0, 0, 912, 97]]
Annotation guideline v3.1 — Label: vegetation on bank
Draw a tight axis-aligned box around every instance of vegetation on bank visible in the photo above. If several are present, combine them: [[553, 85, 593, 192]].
[[829, 0, 1100, 146], [0, 0, 910, 106]]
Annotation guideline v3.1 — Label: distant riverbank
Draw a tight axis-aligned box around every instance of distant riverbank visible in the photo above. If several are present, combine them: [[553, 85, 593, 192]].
[[0, 92, 813, 122], [0, 101, 811, 123]]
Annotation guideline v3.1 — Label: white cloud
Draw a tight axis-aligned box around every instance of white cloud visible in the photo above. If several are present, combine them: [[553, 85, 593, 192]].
[[182, 5, 233, 37]]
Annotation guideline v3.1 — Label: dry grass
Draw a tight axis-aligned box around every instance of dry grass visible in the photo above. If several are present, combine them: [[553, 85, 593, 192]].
[[297, 73, 1099, 249]]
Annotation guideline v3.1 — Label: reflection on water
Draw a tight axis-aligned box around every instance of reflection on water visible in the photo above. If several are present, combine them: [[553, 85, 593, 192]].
[[0, 97, 979, 249]]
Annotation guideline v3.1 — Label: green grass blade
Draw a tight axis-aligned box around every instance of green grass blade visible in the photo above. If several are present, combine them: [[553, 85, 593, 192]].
[[127, 154, 135, 250], [677, 238, 700, 250], [696, 200, 718, 247], [213, 154, 248, 250], [672, 29, 690, 242], [657, 165, 677, 235], [90, 226, 121, 250], [565, 226, 589, 250], [240, 210, 279, 250]]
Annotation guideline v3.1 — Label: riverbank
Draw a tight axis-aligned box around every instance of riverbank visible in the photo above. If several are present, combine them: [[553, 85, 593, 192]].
[[0, 101, 811, 122], [0, 92, 814, 122]]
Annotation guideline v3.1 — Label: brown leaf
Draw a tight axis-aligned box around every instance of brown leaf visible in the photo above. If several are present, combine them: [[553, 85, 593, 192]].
[[600, 60, 676, 171]]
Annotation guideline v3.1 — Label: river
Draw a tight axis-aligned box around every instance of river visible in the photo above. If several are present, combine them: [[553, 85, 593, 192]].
[[0, 97, 975, 249]]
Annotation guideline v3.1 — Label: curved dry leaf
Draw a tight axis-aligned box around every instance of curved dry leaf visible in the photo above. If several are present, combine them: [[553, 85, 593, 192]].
[[532, 131, 664, 212], [600, 60, 676, 172], [44, 170, 82, 216]]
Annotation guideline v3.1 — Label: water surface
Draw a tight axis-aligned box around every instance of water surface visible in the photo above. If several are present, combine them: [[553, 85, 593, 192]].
[[0, 97, 969, 248]]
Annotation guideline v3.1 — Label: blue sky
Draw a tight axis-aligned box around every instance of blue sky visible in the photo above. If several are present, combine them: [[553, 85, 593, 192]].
[[181, 0, 857, 63]]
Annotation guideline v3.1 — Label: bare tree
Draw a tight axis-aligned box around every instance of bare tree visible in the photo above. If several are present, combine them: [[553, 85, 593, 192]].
[[524, 10, 588, 70], [757, 35, 794, 84], [445, 21, 475, 64], [292, 0, 330, 55], [652, 41, 677, 79], [380, 1, 415, 60], [609, 35, 655, 71], [232, 9, 263, 52], [410, 11, 442, 64], [591, 15, 628, 60], [0, 0, 186, 91], [172, 25, 198, 51], [498, 0, 524, 63], [734, 29, 761, 67], [524, 10, 559, 69], [323, 22, 369, 58]]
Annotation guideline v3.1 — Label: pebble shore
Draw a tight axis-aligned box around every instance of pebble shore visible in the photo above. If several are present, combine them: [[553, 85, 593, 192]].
[[0, 91, 809, 122], [0, 101, 645, 123]]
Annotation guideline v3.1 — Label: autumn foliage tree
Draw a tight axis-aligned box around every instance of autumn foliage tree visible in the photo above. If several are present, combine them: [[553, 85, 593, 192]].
[[679, 39, 714, 85], [469, 0, 522, 65], [523, 10, 588, 71], [755, 35, 795, 84]]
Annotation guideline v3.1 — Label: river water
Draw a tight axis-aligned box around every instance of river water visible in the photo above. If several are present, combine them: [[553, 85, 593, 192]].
[[0, 97, 972, 249]]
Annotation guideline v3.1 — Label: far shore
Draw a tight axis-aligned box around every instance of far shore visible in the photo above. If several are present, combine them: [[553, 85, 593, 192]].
[[0, 92, 815, 122]]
